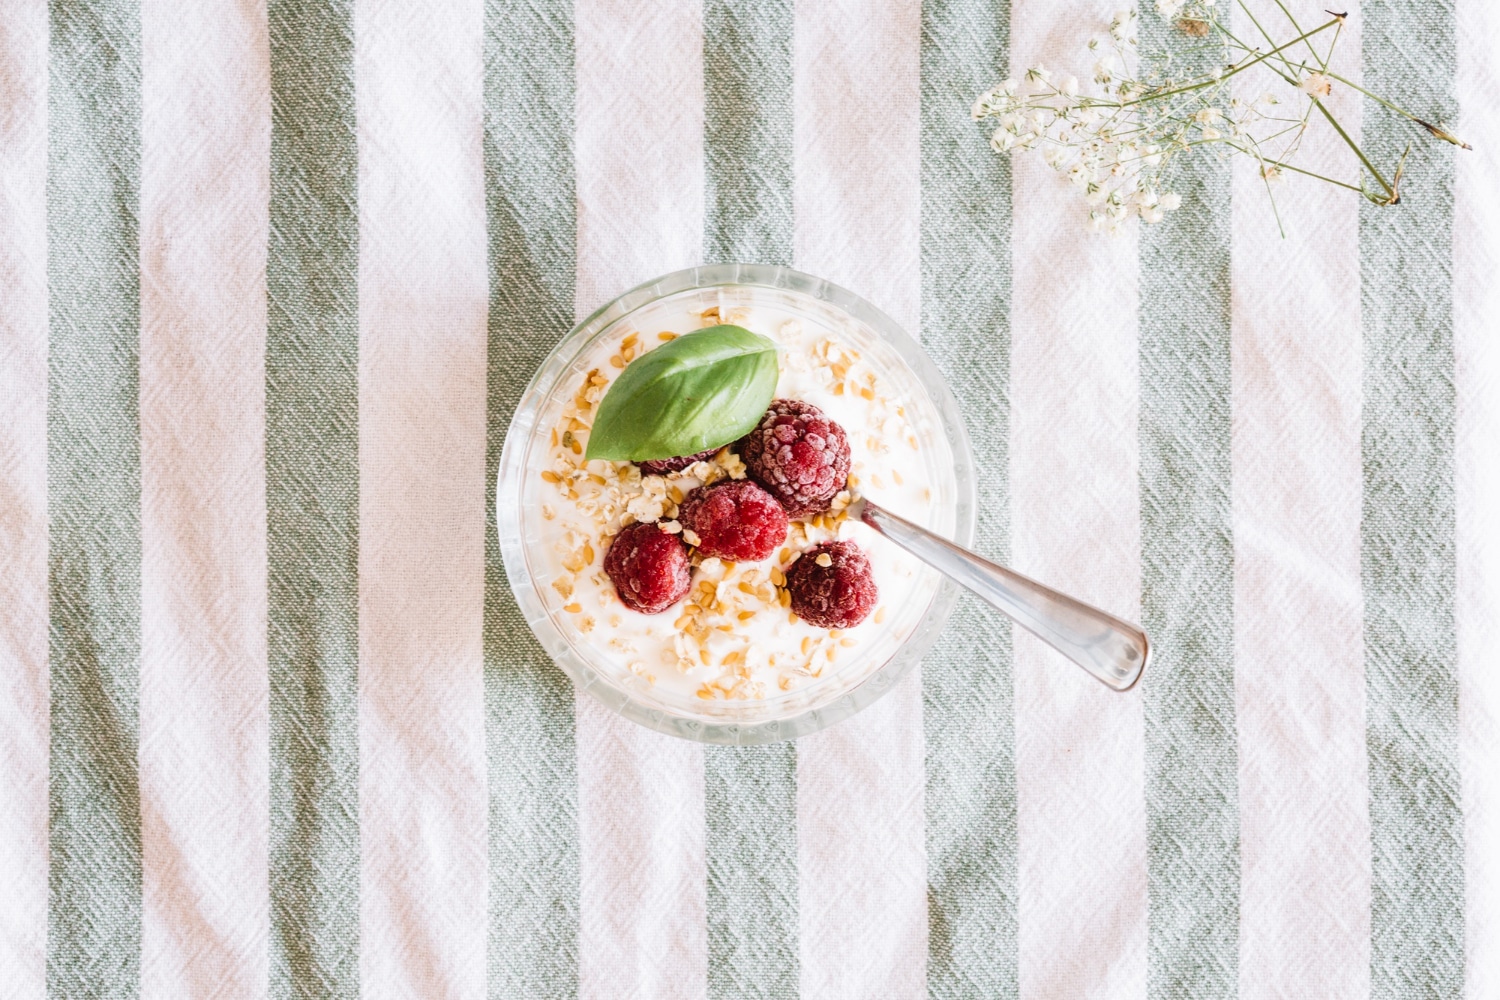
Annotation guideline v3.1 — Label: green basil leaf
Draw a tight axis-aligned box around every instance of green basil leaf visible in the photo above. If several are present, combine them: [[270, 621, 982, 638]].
[[584, 325, 779, 462]]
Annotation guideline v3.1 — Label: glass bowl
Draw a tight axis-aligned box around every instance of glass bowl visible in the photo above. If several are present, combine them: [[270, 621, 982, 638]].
[[495, 263, 976, 744]]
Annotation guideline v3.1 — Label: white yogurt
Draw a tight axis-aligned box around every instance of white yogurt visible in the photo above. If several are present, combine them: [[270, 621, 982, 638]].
[[522, 283, 957, 716]]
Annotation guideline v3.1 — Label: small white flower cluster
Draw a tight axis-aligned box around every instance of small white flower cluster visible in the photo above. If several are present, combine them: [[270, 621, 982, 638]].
[[973, 8, 1198, 234], [972, 1, 1404, 231]]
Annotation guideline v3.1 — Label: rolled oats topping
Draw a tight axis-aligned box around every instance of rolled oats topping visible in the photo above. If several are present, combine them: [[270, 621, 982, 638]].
[[527, 287, 951, 704]]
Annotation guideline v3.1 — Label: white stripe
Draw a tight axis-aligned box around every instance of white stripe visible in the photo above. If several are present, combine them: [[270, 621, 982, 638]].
[[573, 2, 708, 997], [792, 1, 926, 996], [1229, 5, 1371, 998], [574, 0, 706, 312], [1009, 4, 1147, 998], [576, 703, 707, 1000], [354, 0, 489, 993], [1457, 0, 1500, 992], [0, 2, 48, 996], [137, 0, 271, 995], [795, 694, 927, 1000]]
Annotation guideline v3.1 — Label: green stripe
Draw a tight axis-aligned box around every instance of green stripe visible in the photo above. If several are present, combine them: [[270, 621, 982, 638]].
[[705, 748, 799, 999], [704, 0, 794, 267], [483, 1, 581, 994], [265, 0, 361, 995], [47, 1, 143, 995], [919, 2, 1018, 996], [1137, 13, 1239, 1000], [1361, 1, 1463, 995], [702, 4, 799, 997]]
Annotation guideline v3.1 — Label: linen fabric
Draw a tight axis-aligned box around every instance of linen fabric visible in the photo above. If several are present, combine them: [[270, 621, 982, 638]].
[[1, 0, 1497, 996]]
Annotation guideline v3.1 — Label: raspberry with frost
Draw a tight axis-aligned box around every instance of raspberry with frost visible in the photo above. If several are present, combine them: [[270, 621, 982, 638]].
[[739, 400, 851, 517], [603, 521, 691, 614], [678, 479, 789, 562], [784, 540, 877, 628]]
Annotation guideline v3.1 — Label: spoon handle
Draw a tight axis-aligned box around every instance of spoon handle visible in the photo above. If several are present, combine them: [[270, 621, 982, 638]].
[[852, 498, 1149, 691]]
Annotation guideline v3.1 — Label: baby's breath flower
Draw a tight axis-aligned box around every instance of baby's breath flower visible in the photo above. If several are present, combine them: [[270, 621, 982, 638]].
[[978, 3, 1464, 230], [1298, 72, 1332, 98]]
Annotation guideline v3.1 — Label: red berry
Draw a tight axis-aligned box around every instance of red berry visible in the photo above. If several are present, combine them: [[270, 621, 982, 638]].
[[639, 448, 718, 476], [603, 521, 691, 614], [784, 540, 878, 629], [678, 479, 789, 562], [739, 400, 851, 518]]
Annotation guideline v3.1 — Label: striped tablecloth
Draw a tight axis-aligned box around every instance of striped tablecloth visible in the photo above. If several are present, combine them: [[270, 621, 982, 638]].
[[2, 0, 1496, 996]]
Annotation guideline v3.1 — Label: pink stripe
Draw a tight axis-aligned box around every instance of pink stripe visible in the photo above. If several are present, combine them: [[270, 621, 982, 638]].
[[138, 0, 272, 995], [793, 1, 927, 997], [353, 0, 490, 993], [572, 1, 708, 997], [0, 1, 48, 996]]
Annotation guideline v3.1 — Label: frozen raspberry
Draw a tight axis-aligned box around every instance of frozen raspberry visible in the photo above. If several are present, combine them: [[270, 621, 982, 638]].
[[678, 479, 789, 562], [639, 448, 718, 476], [603, 521, 692, 614], [739, 400, 851, 517], [784, 540, 878, 629]]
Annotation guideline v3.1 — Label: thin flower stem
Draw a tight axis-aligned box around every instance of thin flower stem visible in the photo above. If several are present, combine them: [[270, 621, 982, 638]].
[[1267, 0, 1329, 70], [1229, 1, 1309, 80], [1321, 20, 1343, 73], [1223, 142, 1366, 193], [1322, 70, 1473, 147], [1321, 71, 1415, 117], [1121, 17, 1340, 107], [1309, 95, 1394, 198], [1250, 120, 1310, 146], [1209, 16, 1318, 121], [1262, 170, 1289, 238]]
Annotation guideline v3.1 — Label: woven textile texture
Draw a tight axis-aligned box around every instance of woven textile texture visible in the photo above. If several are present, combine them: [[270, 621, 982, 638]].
[[1, 0, 1497, 997]]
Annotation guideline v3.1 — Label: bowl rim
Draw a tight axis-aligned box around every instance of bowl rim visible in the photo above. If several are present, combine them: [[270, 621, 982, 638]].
[[495, 262, 978, 744]]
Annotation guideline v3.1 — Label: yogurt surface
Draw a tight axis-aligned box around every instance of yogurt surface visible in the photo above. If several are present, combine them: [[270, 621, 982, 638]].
[[519, 282, 958, 720]]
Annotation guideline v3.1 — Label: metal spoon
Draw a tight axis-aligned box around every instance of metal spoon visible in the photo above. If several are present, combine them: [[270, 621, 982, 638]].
[[846, 497, 1150, 691]]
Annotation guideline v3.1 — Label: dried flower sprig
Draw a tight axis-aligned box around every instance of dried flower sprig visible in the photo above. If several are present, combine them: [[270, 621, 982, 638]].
[[973, 1, 1470, 234]]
